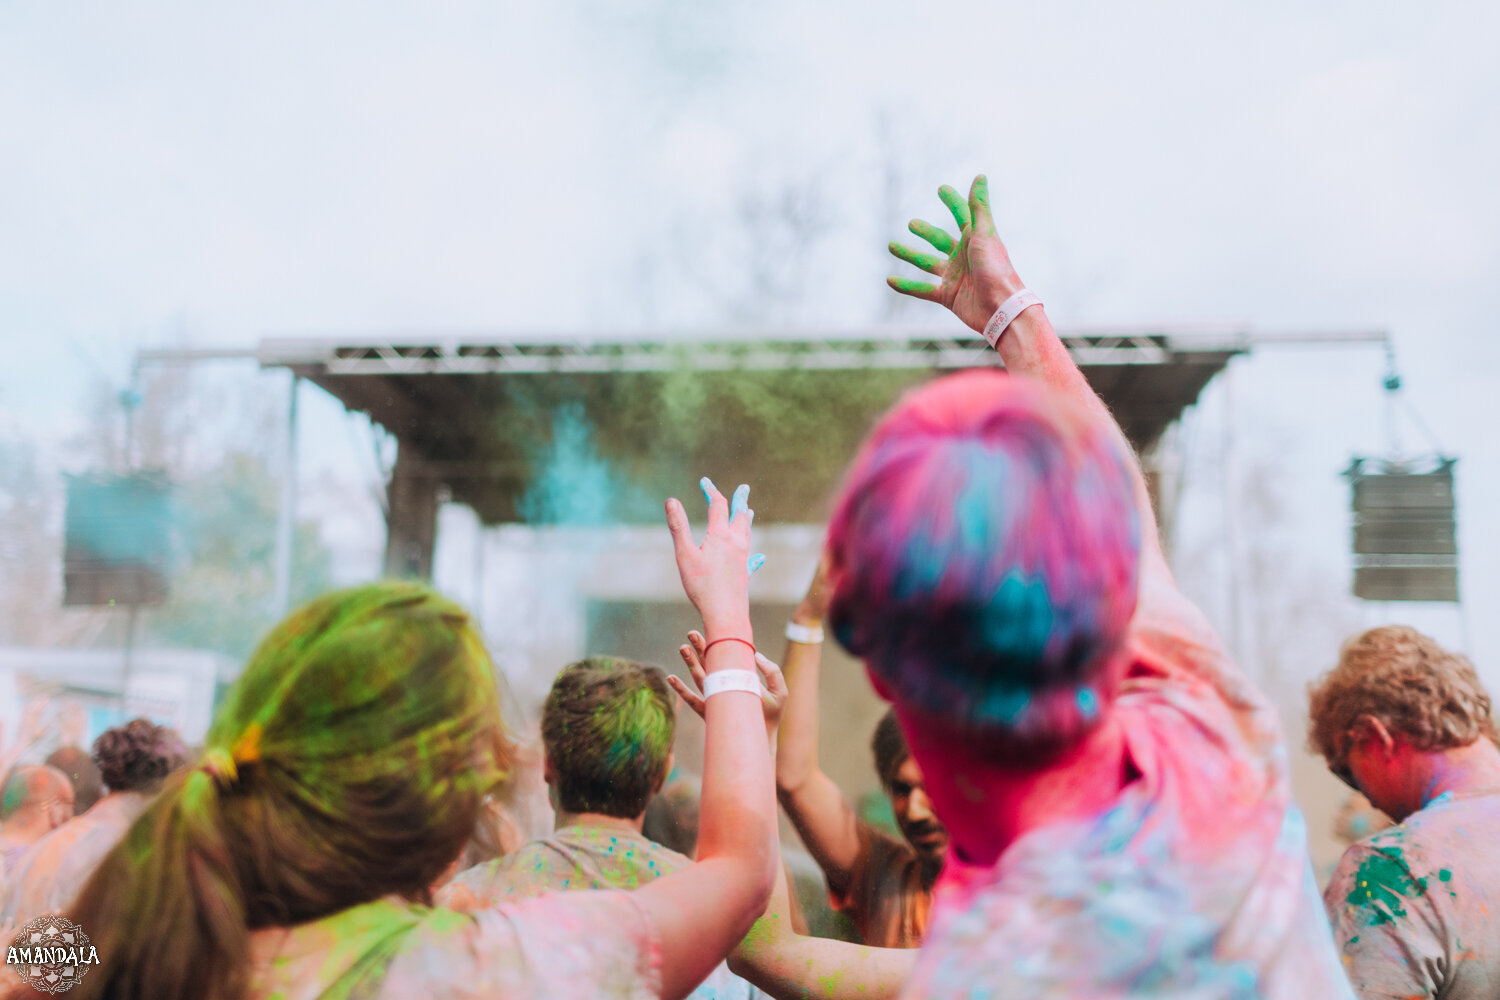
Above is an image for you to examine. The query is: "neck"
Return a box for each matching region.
[555,810,644,835]
[904,711,1132,868]
[1416,739,1500,810]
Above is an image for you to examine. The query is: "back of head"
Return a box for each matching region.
[827,370,1140,752]
[92,718,190,795]
[62,581,513,1000]
[541,656,676,819]
[1,765,72,822]
[44,746,104,815]
[1308,625,1495,765]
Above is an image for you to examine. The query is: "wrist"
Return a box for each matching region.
[791,606,824,628]
[978,271,1027,318]
[702,617,754,647]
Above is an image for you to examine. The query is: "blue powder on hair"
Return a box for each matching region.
[978,685,1031,725]
[979,571,1055,664]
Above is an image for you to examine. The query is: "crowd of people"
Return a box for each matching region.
[0,175,1490,998]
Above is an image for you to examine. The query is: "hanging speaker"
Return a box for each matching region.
[63,471,172,607]
[1345,457,1458,602]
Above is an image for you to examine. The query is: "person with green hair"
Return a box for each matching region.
[441,654,772,999]
[33,477,778,1000]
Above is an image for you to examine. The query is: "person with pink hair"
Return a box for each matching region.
[814,175,1354,996]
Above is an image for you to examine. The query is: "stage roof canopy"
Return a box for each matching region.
[257,328,1251,527]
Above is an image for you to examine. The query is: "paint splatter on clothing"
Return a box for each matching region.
[439,824,759,1000]
[898,571,1352,998]
[830,819,931,948]
[1326,788,1500,998]
[245,891,660,1000]
[0,792,148,924]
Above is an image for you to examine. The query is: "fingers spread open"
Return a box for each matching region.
[665,498,694,558]
[908,218,956,255]
[754,652,787,698]
[700,476,729,530]
[667,674,706,719]
[938,184,972,232]
[888,241,945,275]
[730,483,750,523]
[887,275,941,301]
[969,174,996,236]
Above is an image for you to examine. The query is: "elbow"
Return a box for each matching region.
[775,768,808,801]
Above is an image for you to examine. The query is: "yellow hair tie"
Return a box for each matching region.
[232,723,263,764]
[200,747,239,789]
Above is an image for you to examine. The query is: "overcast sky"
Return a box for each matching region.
[2,1,1496,681]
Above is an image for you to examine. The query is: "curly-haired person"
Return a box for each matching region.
[1311,625,1500,999]
[0,718,189,923]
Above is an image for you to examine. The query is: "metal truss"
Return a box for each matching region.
[254,328,1300,377]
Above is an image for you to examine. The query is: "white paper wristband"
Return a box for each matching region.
[784,621,825,644]
[981,288,1043,348]
[703,669,764,699]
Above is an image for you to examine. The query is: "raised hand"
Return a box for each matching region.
[887,175,1026,333]
[671,630,789,745]
[794,552,833,625]
[665,478,756,641]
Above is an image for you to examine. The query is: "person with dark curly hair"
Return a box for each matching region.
[0,718,189,923]
[1311,625,1500,999]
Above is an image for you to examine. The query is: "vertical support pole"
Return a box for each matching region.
[383,440,438,579]
[121,603,139,712]
[272,373,300,617]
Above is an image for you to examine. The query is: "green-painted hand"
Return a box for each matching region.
[887,175,1026,334]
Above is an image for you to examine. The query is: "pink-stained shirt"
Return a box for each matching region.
[245,891,660,1000]
[898,571,1355,998]
[1325,788,1500,999]
[0,792,149,924]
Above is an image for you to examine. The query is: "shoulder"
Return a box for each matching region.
[405,891,661,998]
[440,849,534,908]
[1326,829,1441,928]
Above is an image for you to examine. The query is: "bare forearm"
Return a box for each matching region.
[995,307,1163,561]
[732,892,913,1000]
[698,644,778,893]
[775,635,824,794]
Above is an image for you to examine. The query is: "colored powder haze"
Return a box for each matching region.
[1,2,1497,871]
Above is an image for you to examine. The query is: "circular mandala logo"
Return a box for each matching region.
[6,915,98,994]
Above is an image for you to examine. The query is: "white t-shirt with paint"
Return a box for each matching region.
[1327,787,1500,999]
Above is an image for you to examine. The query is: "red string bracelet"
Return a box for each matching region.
[703,636,756,658]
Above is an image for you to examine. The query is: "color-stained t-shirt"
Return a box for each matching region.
[832,820,931,948]
[0,792,148,924]
[246,891,660,1000]
[441,825,688,905]
[440,824,758,1000]
[1325,788,1500,999]
[898,570,1354,999]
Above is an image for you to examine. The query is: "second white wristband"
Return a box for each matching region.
[981,288,1043,348]
[703,669,764,699]
[785,621,825,644]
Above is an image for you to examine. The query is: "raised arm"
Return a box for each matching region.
[888,177,1223,656]
[634,479,779,1000]
[772,559,864,895]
